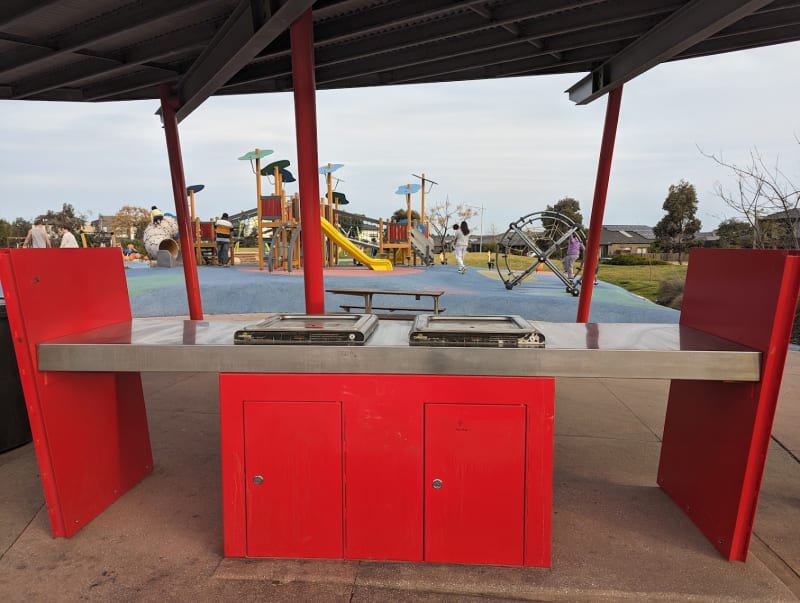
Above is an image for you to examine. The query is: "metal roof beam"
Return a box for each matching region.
[567,0,774,104]
[175,0,315,122]
[0,0,219,79]
[227,0,673,90]
[0,0,60,29]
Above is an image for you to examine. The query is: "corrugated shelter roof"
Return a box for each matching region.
[2,1,800,120]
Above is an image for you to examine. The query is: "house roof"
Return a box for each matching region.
[599,226,652,245]
[762,208,800,220]
[603,224,656,239]
[2,1,799,121]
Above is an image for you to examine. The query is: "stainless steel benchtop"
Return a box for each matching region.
[37,317,761,381]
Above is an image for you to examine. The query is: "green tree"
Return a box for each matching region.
[653,180,702,264]
[715,218,752,248]
[546,197,583,227]
[11,218,32,239]
[391,208,421,222]
[338,212,365,238]
[38,203,86,233]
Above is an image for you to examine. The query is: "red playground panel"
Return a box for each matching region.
[220,374,555,567]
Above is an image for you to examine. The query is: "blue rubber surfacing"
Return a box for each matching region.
[125,264,679,324]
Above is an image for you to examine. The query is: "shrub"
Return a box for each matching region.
[605,254,669,266]
[657,278,684,310]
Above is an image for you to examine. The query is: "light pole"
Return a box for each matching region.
[468,204,484,252]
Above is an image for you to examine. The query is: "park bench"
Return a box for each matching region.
[326,287,445,319]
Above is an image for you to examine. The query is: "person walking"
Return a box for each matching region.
[214,212,234,266]
[453,221,470,275]
[59,226,79,248]
[563,233,584,280]
[23,220,51,248]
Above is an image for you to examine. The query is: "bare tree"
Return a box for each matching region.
[425,196,476,253]
[701,142,800,249]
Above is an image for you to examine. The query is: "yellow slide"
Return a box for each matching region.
[320,217,393,271]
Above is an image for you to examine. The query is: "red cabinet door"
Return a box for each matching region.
[244,401,343,558]
[424,403,526,565]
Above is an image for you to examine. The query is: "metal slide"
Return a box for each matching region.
[320,217,393,271]
[409,226,435,265]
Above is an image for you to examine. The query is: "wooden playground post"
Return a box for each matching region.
[406,186,412,265]
[256,152,264,271]
[238,148,274,271]
[420,172,426,234]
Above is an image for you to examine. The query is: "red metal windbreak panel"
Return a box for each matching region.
[244,401,343,558]
[525,377,555,567]
[220,374,247,557]
[424,403,526,566]
[0,249,152,537]
[659,249,800,560]
[343,376,424,561]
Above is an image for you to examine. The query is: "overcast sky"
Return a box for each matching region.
[1,40,798,235]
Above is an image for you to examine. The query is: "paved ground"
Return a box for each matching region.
[1,263,798,601]
[125,263,680,323]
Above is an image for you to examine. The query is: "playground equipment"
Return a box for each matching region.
[187,184,212,263]
[238,148,275,271]
[320,163,345,267]
[495,211,586,295]
[142,214,180,266]
[261,158,301,272]
[317,163,394,270]
[378,183,434,266]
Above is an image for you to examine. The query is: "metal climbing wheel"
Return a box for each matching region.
[494,211,586,295]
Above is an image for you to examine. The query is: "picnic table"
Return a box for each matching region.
[326,287,445,318]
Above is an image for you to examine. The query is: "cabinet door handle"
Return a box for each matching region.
[432,478,443,489]
[252,475,264,485]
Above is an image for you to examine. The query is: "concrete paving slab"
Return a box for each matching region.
[774,353,800,457]
[555,378,660,442]
[0,445,42,556]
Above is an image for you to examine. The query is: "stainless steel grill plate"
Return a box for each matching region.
[234,313,379,345]
[409,315,545,348]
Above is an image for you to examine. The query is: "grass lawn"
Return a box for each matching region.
[457,251,688,303]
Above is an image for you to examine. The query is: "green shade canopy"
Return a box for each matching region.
[238,149,274,160]
[261,159,291,175]
[331,191,349,205]
[186,184,205,195]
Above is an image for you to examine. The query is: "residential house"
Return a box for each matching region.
[598,225,653,256]
[760,208,800,247]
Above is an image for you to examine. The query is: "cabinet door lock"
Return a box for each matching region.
[252,475,264,485]
[432,478,443,489]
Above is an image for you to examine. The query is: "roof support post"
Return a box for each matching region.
[159,83,204,320]
[576,85,623,323]
[291,8,325,314]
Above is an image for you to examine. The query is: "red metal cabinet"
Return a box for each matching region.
[243,401,343,558]
[343,392,424,561]
[424,404,526,565]
[220,374,554,566]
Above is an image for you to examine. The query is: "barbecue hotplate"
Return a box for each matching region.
[234,314,379,345]
[409,315,545,348]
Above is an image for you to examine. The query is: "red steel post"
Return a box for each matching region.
[291,9,325,313]
[577,85,623,323]
[159,84,203,319]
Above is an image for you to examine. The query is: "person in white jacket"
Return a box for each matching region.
[453,221,470,274]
